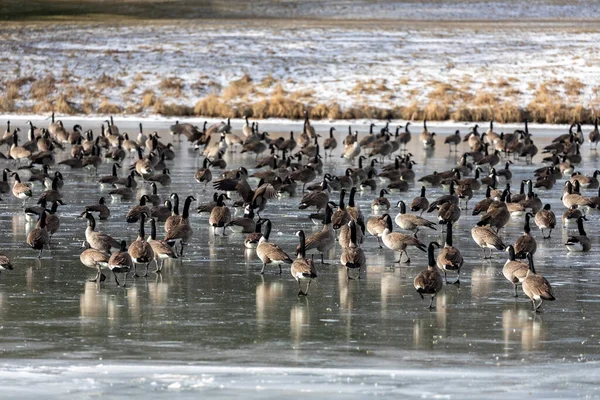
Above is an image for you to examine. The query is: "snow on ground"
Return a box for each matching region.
[0,19,599,116]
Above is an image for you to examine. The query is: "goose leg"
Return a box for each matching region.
[297,280,305,296]
[279,264,282,275]
[90,266,101,282]
[428,294,436,309]
[144,263,149,277]
[513,284,518,297]
[304,280,312,296]
[321,253,329,265]
[444,270,448,284]
[454,270,460,285]
[113,271,121,286]
[376,236,382,249]
[133,263,139,277]
[38,248,43,259]
[122,271,128,287]
[260,263,266,274]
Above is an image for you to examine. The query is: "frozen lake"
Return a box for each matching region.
[0,118,599,398]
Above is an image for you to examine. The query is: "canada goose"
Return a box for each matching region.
[509,180,527,203]
[98,163,121,188]
[27,165,50,186]
[85,197,110,220]
[298,184,329,211]
[109,175,134,201]
[534,203,556,239]
[80,244,109,283]
[113,171,138,190]
[82,145,102,175]
[132,148,153,177]
[0,168,11,193]
[471,225,505,259]
[397,122,412,152]
[298,204,335,264]
[472,186,493,216]
[37,173,62,204]
[476,144,500,169]
[11,172,32,206]
[562,181,596,212]
[165,193,182,232]
[81,212,120,253]
[209,193,232,236]
[148,168,171,186]
[226,204,256,233]
[387,179,409,193]
[514,213,537,258]
[195,158,213,189]
[395,200,436,232]
[335,168,354,190]
[126,195,151,223]
[241,132,269,159]
[241,116,253,138]
[244,218,265,249]
[437,222,463,284]
[24,198,47,223]
[108,240,133,287]
[0,252,13,275]
[589,117,599,149]
[371,189,391,211]
[256,219,293,274]
[366,214,387,249]
[418,171,442,187]
[340,220,366,280]
[426,181,458,212]
[146,182,161,207]
[522,253,555,312]
[381,214,426,263]
[444,130,461,152]
[565,216,591,252]
[519,137,538,164]
[410,186,429,216]
[165,195,195,253]
[196,192,218,214]
[151,199,172,222]
[9,130,31,163]
[455,182,473,210]
[127,214,155,277]
[502,245,529,297]
[477,189,510,233]
[291,230,317,296]
[360,170,377,192]
[458,168,481,191]
[570,170,599,190]
[341,137,361,163]
[562,205,582,228]
[414,242,443,309]
[322,127,337,157]
[44,200,63,242]
[27,211,50,258]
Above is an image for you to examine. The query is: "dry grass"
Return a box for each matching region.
[158,77,184,96]
[55,94,77,114]
[96,73,124,89]
[194,94,235,118]
[31,74,57,100]
[259,74,277,88]
[141,89,156,108]
[222,73,255,101]
[564,77,585,97]
[0,96,15,112]
[5,83,20,100]
[97,99,123,114]
[472,92,498,107]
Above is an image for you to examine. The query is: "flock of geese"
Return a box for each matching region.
[0,113,599,312]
